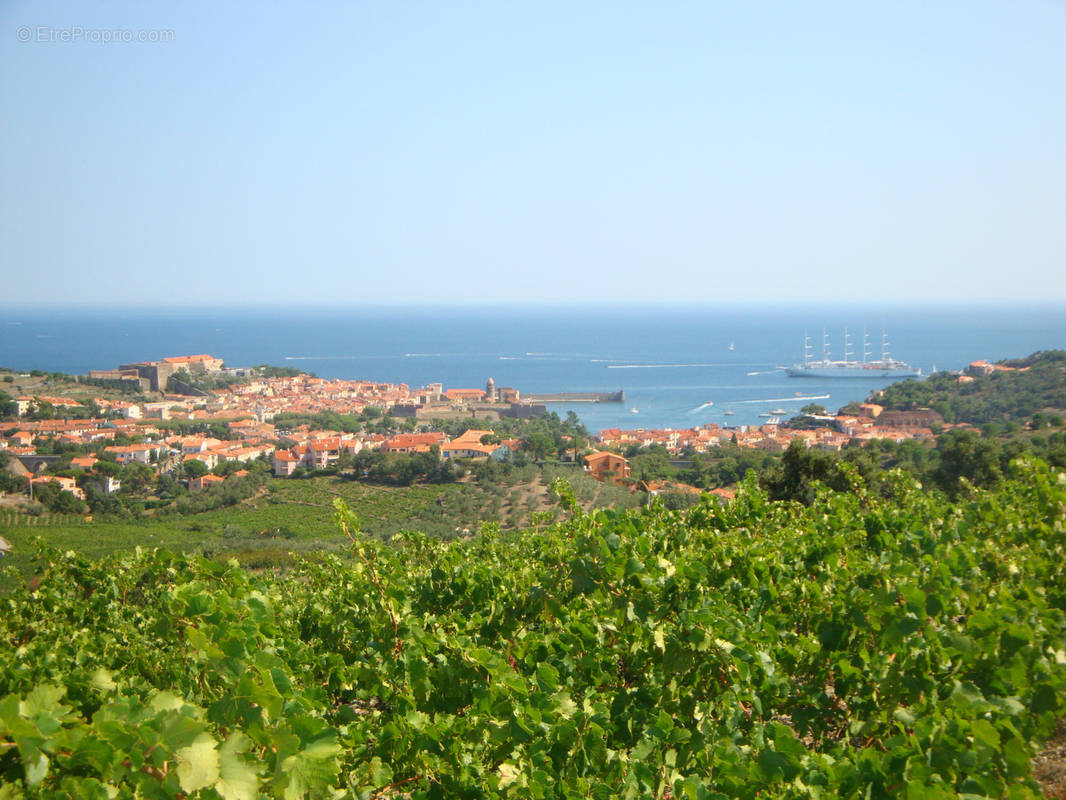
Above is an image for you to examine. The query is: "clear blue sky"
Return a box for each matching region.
[3,1,1064,306]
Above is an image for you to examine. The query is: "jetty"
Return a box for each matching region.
[525,390,625,404]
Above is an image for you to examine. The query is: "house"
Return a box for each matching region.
[708,488,735,504]
[104,444,163,465]
[583,451,631,486]
[876,409,943,429]
[440,430,510,461]
[178,436,223,455]
[87,475,122,495]
[644,479,702,496]
[29,475,85,500]
[857,403,884,418]
[305,437,347,469]
[184,452,218,470]
[381,432,447,454]
[273,449,300,477]
[189,474,226,492]
[10,431,35,448]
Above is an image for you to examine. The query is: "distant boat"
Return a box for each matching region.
[788,327,920,378]
[729,341,735,351]
[770,408,787,415]
[723,409,735,416]
[630,408,639,414]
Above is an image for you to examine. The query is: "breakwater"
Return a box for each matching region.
[526,390,625,403]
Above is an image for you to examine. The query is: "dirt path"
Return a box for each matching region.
[1034,719,1066,798]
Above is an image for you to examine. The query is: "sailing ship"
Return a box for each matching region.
[786,327,921,378]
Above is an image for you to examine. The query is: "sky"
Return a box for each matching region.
[2,1,1065,307]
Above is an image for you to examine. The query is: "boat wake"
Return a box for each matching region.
[737,394,830,404]
[688,401,715,414]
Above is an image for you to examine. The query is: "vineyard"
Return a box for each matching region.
[0,468,638,583]
[1,460,1065,797]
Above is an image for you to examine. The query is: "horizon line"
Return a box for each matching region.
[5,299,1066,313]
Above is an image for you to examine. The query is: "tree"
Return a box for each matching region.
[761,439,853,505]
[95,460,121,478]
[184,460,208,480]
[120,462,155,495]
[801,403,827,416]
[931,430,1002,496]
[524,432,555,463]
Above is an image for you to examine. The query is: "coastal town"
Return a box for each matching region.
[0,352,988,514]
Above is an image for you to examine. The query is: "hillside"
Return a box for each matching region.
[0,467,639,583]
[873,350,1066,425]
[1,462,1064,797]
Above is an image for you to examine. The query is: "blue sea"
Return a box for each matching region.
[3,305,1064,431]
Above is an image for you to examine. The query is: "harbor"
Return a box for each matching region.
[525,390,625,404]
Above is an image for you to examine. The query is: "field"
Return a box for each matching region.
[0,466,640,580]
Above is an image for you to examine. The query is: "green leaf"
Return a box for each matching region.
[275,735,341,800]
[216,732,258,800]
[24,752,48,788]
[150,692,186,713]
[536,663,560,692]
[18,685,67,720]
[554,691,578,719]
[90,668,117,692]
[498,761,520,789]
[176,732,220,793]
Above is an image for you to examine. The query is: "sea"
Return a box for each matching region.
[3,305,1064,432]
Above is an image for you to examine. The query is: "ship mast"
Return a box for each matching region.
[881,328,890,363]
[843,327,853,364]
[863,327,871,364]
[822,328,831,362]
[803,329,811,367]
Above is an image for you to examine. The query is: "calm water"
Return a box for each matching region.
[3,305,1063,431]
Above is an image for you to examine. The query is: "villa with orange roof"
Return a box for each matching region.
[189,473,227,491]
[583,451,631,486]
[440,430,510,460]
[29,475,85,501]
[381,432,447,454]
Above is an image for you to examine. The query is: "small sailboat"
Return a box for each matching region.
[729,341,735,351]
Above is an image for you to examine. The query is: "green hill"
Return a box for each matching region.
[873,350,1066,425]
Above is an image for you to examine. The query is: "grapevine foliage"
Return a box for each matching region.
[1,461,1065,798]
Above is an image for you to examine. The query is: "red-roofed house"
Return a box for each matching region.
[273,449,300,477]
[440,430,510,461]
[583,451,631,486]
[189,473,226,492]
[29,475,85,500]
[382,432,447,454]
